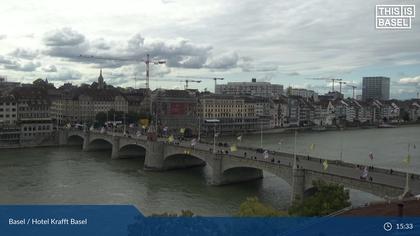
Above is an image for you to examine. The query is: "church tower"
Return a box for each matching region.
[98,69,104,89]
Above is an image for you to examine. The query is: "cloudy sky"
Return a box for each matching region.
[0,0,419,99]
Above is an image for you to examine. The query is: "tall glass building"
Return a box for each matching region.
[362,76,390,101]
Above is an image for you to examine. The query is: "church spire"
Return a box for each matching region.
[98,68,104,89]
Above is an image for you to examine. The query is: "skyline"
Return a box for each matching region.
[1,0,420,99]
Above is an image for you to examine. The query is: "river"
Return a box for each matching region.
[0,126,419,216]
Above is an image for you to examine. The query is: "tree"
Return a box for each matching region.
[236,197,287,217]
[95,112,107,125]
[288,180,350,216]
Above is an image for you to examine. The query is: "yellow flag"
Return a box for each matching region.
[180,128,185,134]
[168,135,174,142]
[323,160,328,170]
[230,145,237,152]
[403,154,411,165]
[310,144,315,151]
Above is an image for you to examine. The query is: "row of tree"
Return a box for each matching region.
[152,180,351,217]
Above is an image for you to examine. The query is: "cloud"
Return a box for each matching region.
[398,76,420,86]
[0,34,6,40]
[0,55,41,72]
[9,48,39,59]
[4,61,41,72]
[43,27,85,46]
[42,29,242,71]
[46,68,82,82]
[42,64,57,72]
[205,52,239,69]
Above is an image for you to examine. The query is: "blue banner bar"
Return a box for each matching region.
[1,205,419,236]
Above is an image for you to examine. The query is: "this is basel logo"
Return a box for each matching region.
[376,5,416,29]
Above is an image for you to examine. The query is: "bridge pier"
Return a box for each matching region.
[82,132,90,151]
[291,168,306,202]
[111,137,120,159]
[58,130,68,146]
[144,141,165,171]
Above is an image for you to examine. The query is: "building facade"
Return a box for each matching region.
[215,78,283,98]
[362,76,390,101]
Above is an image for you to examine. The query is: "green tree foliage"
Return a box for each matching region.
[95,112,107,126]
[151,210,195,217]
[288,180,351,216]
[236,197,287,217]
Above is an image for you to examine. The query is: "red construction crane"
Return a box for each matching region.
[79,53,166,141]
[79,54,166,90]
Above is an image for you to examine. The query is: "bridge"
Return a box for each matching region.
[59,130,420,202]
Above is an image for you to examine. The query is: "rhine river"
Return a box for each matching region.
[0,125,419,216]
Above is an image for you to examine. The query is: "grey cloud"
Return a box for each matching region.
[4,61,41,72]
[44,31,231,71]
[0,55,41,72]
[205,52,239,69]
[47,68,82,82]
[43,27,85,46]
[0,55,13,64]
[9,48,39,59]
[0,34,6,40]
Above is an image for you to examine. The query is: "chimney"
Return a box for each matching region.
[397,203,404,217]
[252,78,256,83]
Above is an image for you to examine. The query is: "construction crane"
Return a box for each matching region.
[177,76,224,92]
[306,77,342,92]
[136,78,201,90]
[347,85,357,99]
[79,53,166,141]
[338,81,347,94]
[79,54,166,90]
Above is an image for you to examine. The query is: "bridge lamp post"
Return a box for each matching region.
[205,119,219,154]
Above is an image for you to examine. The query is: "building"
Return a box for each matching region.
[0,76,21,95]
[153,89,198,136]
[51,88,128,125]
[123,89,150,115]
[12,87,53,142]
[198,94,263,134]
[0,95,17,125]
[288,88,319,101]
[215,78,283,98]
[362,76,390,101]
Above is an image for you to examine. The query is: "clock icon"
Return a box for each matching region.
[383,222,393,232]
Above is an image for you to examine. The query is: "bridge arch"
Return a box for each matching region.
[163,153,207,170]
[118,143,147,159]
[67,134,84,146]
[86,138,113,151]
[221,159,294,187]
